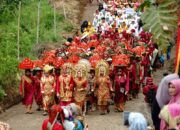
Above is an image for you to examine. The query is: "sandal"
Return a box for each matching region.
[25,111,29,114]
[100,112,105,115]
[36,108,41,111]
[43,111,48,116]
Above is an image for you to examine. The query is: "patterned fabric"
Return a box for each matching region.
[0,122,11,130]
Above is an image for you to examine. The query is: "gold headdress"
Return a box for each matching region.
[95,60,109,77]
[78,59,91,73]
[73,63,88,78]
[62,63,73,75]
[43,65,54,73]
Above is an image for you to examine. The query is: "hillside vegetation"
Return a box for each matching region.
[0,0,74,102]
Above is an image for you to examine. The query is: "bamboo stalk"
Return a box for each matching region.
[17,1,21,60]
[62,0,67,19]
[36,0,41,44]
[54,4,57,38]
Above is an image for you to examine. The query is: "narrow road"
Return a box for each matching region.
[82,1,98,23]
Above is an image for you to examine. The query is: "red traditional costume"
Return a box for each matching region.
[141,52,151,78]
[129,62,135,97]
[143,77,157,103]
[34,73,43,107]
[34,67,43,110]
[114,69,128,112]
[41,65,56,111]
[95,60,113,115]
[19,58,35,113]
[131,58,141,98]
[74,77,87,108]
[42,105,64,130]
[19,75,34,106]
[73,64,88,112]
[56,63,74,106]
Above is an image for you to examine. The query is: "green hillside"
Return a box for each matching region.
[0,0,74,101]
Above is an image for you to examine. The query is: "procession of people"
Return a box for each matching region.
[17,0,180,130]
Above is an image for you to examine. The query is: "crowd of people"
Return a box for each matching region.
[16,0,180,130]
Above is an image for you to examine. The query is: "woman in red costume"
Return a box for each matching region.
[131,56,141,98]
[128,56,135,100]
[19,69,34,114]
[56,63,74,106]
[114,67,128,112]
[73,64,88,113]
[33,67,43,111]
[41,65,56,116]
[141,51,151,78]
[95,60,113,115]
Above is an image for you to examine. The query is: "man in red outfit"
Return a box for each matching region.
[42,105,64,130]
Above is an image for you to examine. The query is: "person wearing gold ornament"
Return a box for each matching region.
[56,63,74,106]
[95,60,113,115]
[41,65,56,116]
[118,22,128,33]
[73,64,88,113]
[82,22,96,37]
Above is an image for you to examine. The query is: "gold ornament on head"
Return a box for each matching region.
[95,60,109,77]
[78,59,91,73]
[62,63,73,75]
[73,63,88,78]
[43,65,54,73]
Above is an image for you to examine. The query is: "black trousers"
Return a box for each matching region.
[151,98,160,130]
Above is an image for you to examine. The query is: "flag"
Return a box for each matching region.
[175,14,180,73]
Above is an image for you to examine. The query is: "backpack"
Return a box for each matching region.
[146,88,156,104]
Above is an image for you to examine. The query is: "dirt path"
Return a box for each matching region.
[81,1,98,23]
[0,1,174,130]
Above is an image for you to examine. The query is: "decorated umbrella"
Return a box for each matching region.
[132,46,145,56]
[43,50,56,58]
[43,56,55,65]
[67,46,80,54]
[87,40,99,48]
[112,54,130,66]
[53,57,65,68]
[66,55,81,64]
[33,60,44,68]
[79,43,88,50]
[19,58,34,69]
[89,54,102,68]
[94,45,107,56]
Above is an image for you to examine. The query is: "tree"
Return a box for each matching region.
[141,0,180,48]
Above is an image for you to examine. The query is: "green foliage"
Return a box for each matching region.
[141,0,179,48]
[0,86,5,101]
[138,0,152,11]
[0,0,74,98]
[63,22,74,32]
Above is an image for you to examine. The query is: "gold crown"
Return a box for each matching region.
[95,60,109,77]
[73,63,88,78]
